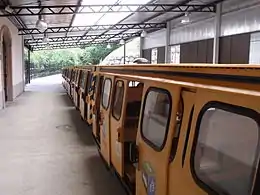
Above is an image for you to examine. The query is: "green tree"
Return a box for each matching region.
[29,45,118,78]
[78,44,119,65]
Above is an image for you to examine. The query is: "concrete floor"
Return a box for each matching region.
[0,74,126,195]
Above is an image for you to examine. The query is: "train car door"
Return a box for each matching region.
[73,70,79,106]
[99,75,114,166]
[110,79,127,176]
[93,74,104,145]
[84,71,93,124]
[180,88,260,195]
[86,73,97,124]
[168,90,198,195]
[80,71,89,120]
[134,81,181,195]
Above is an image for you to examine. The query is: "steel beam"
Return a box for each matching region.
[18,23,166,35]
[24,32,141,44]
[31,32,140,50]
[0,4,216,17]
[165,21,171,63]
[32,41,115,51]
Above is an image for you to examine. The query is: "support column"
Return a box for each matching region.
[123,42,126,64]
[28,49,31,84]
[165,21,171,63]
[213,3,222,64]
[140,37,144,58]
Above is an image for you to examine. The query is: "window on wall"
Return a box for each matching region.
[151,48,158,64]
[141,88,171,150]
[112,81,125,120]
[249,32,260,64]
[102,79,112,109]
[194,105,260,195]
[171,45,180,64]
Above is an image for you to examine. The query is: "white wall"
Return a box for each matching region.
[143,29,166,50]
[143,0,260,48]
[0,17,24,107]
[101,37,141,65]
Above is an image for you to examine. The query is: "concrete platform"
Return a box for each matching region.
[0,74,126,195]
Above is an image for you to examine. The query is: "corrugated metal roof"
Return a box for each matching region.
[0,0,223,50]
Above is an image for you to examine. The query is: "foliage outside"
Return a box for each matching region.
[25,45,118,78]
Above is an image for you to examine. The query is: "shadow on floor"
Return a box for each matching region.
[83,155,126,195]
[58,91,95,147]
[58,91,126,195]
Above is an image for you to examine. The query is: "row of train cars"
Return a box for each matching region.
[62,64,260,195]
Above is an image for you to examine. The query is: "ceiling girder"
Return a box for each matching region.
[32,44,101,51]
[0,4,216,17]
[25,32,141,44]
[18,23,166,35]
[32,40,116,51]
[30,32,140,50]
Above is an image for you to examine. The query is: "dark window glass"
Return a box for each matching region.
[141,89,171,149]
[112,81,124,120]
[194,107,259,195]
[102,79,112,109]
[80,72,86,89]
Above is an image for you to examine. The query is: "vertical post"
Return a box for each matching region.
[140,37,144,58]
[165,21,171,63]
[213,3,222,64]
[123,42,126,64]
[22,38,25,88]
[28,49,31,84]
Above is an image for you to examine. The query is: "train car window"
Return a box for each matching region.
[87,73,93,92]
[89,75,97,93]
[80,72,86,89]
[112,80,124,120]
[141,88,171,150]
[90,75,97,100]
[70,70,74,81]
[72,70,76,82]
[74,70,79,83]
[102,78,112,110]
[77,70,81,83]
[193,103,260,195]
[76,70,79,82]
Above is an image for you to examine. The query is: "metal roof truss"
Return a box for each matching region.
[18,23,166,35]
[0,4,216,17]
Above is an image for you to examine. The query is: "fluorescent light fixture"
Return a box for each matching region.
[106,44,111,49]
[46,43,52,50]
[36,18,48,31]
[119,39,125,45]
[181,12,190,24]
[5,5,13,13]
[140,30,147,38]
[42,34,49,43]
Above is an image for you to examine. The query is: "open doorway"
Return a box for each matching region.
[1,26,13,103]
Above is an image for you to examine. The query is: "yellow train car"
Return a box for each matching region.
[63,67,71,93]
[62,64,260,195]
[77,66,96,124]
